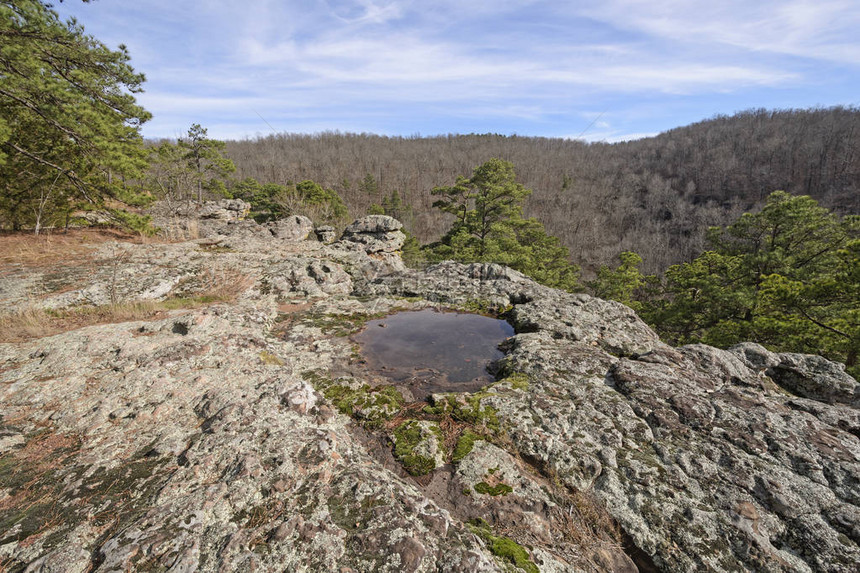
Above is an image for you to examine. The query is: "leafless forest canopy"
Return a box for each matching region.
[223,107,860,274]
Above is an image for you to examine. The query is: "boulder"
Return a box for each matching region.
[315,225,337,244]
[197,199,250,221]
[769,352,860,406]
[267,215,314,241]
[340,215,405,253]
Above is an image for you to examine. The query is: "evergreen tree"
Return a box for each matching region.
[0,0,151,232]
[229,177,348,225]
[359,173,378,197]
[588,251,652,311]
[429,159,579,290]
[178,124,235,203]
[647,191,860,376]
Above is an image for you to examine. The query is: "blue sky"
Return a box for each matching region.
[54,0,860,142]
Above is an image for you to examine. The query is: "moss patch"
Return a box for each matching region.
[392,420,439,476]
[305,311,385,337]
[490,537,540,573]
[504,372,530,390]
[468,519,539,573]
[259,350,284,365]
[474,482,513,496]
[426,393,501,434]
[302,370,404,425]
[460,299,513,317]
[452,430,481,462]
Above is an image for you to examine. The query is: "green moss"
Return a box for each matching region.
[467,519,539,573]
[306,311,385,337]
[301,369,333,388]
[452,430,480,462]
[459,396,501,433]
[460,299,513,317]
[322,383,404,427]
[397,296,424,303]
[504,372,530,390]
[302,370,404,426]
[474,482,513,496]
[430,393,501,434]
[392,421,437,476]
[490,537,539,573]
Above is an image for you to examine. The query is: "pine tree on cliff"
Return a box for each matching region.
[645,191,859,377]
[428,158,579,291]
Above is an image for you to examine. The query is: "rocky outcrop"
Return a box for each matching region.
[197,199,251,221]
[266,215,315,241]
[315,225,337,244]
[730,343,860,406]
[0,216,857,572]
[341,215,405,253]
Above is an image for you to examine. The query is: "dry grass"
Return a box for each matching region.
[0,301,165,343]
[534,465,625,571]
[0,266,254,343]
[0,229,153,268]
[194,266,255,301]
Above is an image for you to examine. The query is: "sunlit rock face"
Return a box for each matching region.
[0,211,857,572]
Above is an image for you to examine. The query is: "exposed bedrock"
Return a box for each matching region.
[0,212,857,572]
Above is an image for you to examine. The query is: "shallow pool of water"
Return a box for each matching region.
[353,308,514,398]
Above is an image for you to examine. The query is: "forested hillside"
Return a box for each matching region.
[225,107,860,274]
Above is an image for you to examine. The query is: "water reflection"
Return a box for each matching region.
[353,309,514,398]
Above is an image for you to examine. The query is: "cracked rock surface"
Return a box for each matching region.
[1,213,858,572]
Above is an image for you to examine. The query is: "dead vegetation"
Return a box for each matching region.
[0,229,151,268]
[0,264,255,343]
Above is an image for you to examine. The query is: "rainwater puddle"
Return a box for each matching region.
[353,308,514,398]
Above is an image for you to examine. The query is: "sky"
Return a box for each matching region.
[53,0,860,142]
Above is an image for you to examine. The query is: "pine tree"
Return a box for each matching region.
[0,0,151,232]
[429,159,579,290]
[178,124,236,203]
[647,191,860,376]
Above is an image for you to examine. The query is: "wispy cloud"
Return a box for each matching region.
[576,0,860,63]
[54,0,860,139]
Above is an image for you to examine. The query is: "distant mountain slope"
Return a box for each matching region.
[225,106,860,273]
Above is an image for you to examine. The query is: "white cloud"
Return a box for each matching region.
[53,0,860,139]
[576,0,860,63]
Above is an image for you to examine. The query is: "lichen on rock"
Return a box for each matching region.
[0,212,858,572]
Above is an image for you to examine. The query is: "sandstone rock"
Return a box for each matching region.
[340,215,405,253]
[197,199,251,221]
[344,215,403,234]
[315,225,337,243]
[769,352,860,406]
[267,215,314,241]
[1,216,858,573]
[729,341,781,370]
[731,342,860,406]
[263,258,353,297]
